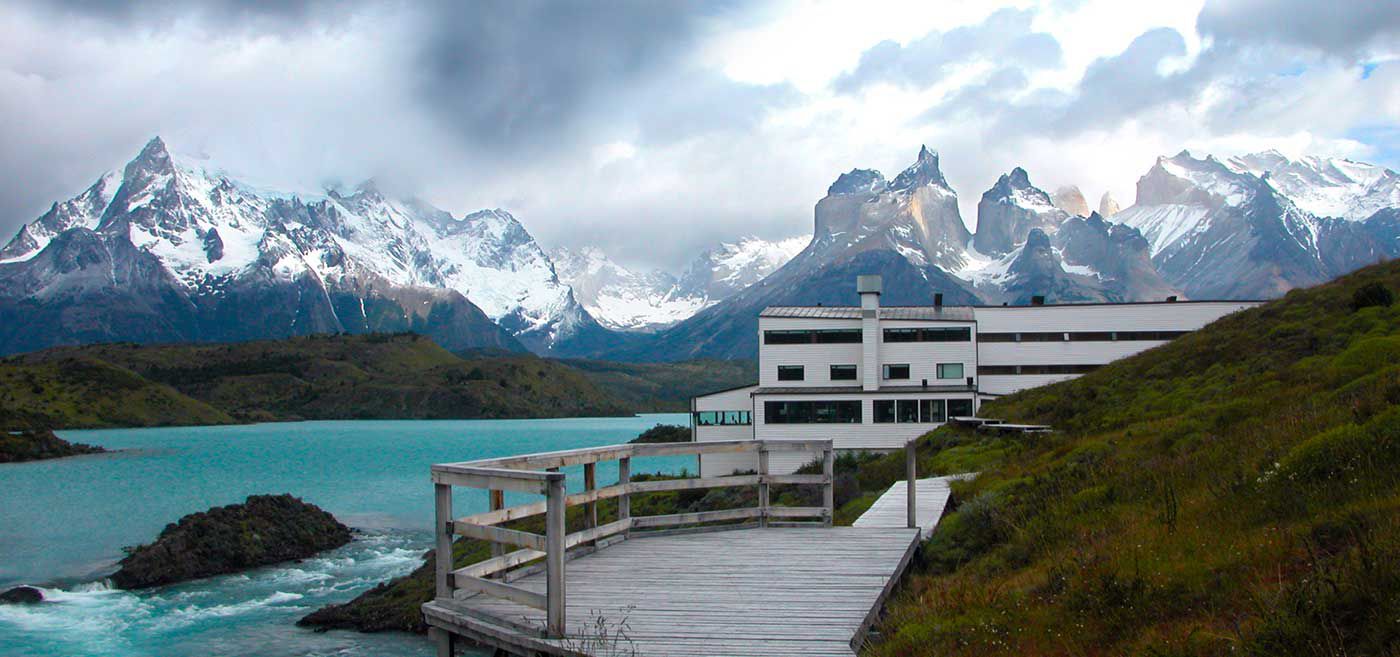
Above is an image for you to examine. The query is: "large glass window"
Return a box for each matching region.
[777,365,805,381]
[830,364,857,381]
[980,330,1191,343]
[694,411,752,426]
[763,329,862,344]
[764,400,861,424]
[919,399,946,423]
[936,363,964,380]
[873,400,896,423]
[884,327,971,342]
[883,364,910,380]
[896,399,919,423]
[948,399,974,417]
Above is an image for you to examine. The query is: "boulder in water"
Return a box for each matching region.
[111,494,352,589]
[0,586,43,604]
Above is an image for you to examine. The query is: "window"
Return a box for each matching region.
[947,399,974,417]
[978,365,1019,376]
[763,329,862,344]
[936,363,964,380]
[896,400,919,423]
[873,400,896,423]
[919,399,946,423]
[693,411,751,426]
[764,401,861,424]
[978,332,1017,342]
[977,364,1102,375]
[883,364,910,380]
[830,364,857,381]
[884,327,971,342]
[777,365,804,381]
[980,330,1192,343]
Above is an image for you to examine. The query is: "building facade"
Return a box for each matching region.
[692,275,1260,476]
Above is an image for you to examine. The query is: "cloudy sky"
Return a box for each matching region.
[2,0,1398,272]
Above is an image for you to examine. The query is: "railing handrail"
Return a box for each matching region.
[431,439,836,638]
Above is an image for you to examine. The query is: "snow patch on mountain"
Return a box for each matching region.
[1226,150,1400,221]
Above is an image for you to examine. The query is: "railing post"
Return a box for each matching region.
[434,483,454,600]
[906,440,917,530]
[488,489,504,577]
[758,443,770,528]
[618,456,631,535]
[822,445,835,527]
[583,462,597,544]
[545,474,567,637]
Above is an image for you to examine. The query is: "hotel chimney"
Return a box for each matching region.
[857,275,882,391]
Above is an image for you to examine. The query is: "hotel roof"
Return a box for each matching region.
[759,305,976,321]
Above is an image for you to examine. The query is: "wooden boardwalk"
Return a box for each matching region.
[852,475,972,538]
[424,526,919,657]
[423,439,929,657]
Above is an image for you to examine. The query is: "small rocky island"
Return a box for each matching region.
[112,494,352,589]
[0,428,105,463]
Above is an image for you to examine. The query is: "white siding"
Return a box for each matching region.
[879,320,977,387]
[974,301,1257,332]
[979,374,1078,396]
[758,318,864,387]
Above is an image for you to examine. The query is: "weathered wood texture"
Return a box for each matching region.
[852,474,974,538]
[423,526,919,657]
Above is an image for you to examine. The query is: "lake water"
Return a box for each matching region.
[0,415,691,657]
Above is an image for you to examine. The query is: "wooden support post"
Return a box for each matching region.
[822,447,835,527]
[545,475,567,637]
[434,483,454,600]
[431,626,453,657]
[583,462,597,537]
[905,440,917,530]
[618,457,631,535]
[758,445,770,528]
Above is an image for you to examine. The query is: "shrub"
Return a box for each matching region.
[1351,281,1394,311]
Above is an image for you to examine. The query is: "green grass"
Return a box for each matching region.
[863,259,1400,657]
[556,357,755,412]
[0,333,635,429]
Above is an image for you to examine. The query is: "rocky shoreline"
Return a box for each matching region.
[0,428,105,463]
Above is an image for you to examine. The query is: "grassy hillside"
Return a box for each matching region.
[862,261,1400,656]
[557,358,755,411]
[1,334,633,428]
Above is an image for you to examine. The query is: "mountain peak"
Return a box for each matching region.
[126,136,174,176]
[1008,167,1031,187]
[827,168,887,196]
[890,144,948,191]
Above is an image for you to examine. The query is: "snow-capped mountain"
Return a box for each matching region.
[0,137,604,355]
[1115,150,1400,298]
[973,168,1070,255]
[1225,150,1400,221]
[552,236,806,332]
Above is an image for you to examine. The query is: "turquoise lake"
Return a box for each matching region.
[0,415,691,657]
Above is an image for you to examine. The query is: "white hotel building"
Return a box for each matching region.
[691,275,1260,475]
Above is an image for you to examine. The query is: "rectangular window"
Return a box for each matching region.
[936,363,964,380]
[947,399,974,418]
[883,364,910,380]
[763,329,862,344]
[829,364,857,381]
[919,399,946,423]
[764,401,861,424]
[977,332,1018,342]
[977,365,1019,376]
[777,365,805,381]
[884,327,971,342]
[873,400,896,423]
[896,399,919,423]
[693,411,751,426]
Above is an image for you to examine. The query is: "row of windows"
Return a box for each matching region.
[873,398,975,424]
[767,328,1190,345]
[977,364,1102,375]
[777,363,966,382]
[883,327,971,342]
[762,398,974,424]
[977,330,1190,343]
[763,329,862,344]
[764,400,862,424]
[693,410,752,426]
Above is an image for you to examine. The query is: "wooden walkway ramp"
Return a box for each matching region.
[423,439,930,657]
[852,475,972,538]
[424,526,918,657]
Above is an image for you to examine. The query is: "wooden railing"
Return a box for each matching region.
[431,439,835,636]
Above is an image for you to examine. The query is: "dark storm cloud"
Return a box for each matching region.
[1198,0,1400,61]
[833,8,1062,94]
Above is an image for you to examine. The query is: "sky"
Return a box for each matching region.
[2,0,1398,273]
